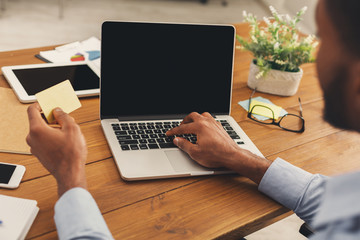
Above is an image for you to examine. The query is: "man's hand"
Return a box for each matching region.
[26,103,88,197]
[166,112,271,184]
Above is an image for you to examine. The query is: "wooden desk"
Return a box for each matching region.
[1,23,360,240]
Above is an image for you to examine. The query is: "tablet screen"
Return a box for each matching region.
[13,64,99,95]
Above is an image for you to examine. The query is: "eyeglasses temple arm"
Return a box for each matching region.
[298,97,303,117]
[248,88,256,112]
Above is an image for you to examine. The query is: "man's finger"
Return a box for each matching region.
[166,122,198,136]
[27,103,47,127]
[181,112,201,125]
[201,112,213,119]
[53,108,75,129]
[173,137,195,154]
[25,134,32,147]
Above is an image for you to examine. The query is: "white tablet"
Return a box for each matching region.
[2,62,100,103]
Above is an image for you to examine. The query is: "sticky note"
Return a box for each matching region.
[249,100,282,119]
[238,96,288,121]
[86,50,101,60]
[35,80,81,123]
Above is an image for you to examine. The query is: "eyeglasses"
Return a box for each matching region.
[247,89,305,133]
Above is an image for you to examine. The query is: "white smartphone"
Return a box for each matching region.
[0,162,26,189]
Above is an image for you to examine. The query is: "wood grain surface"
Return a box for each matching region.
[1,23,360,240]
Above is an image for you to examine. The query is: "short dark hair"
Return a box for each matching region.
[325,0,360,58]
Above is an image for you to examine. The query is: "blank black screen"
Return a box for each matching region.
[101,22,235,119]
[0,164,16,184]
[14,64,99,95]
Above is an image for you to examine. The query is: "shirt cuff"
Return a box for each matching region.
[258,158,313,210]
[54,187,113,240]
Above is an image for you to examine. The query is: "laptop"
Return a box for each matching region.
[100,21,264,181]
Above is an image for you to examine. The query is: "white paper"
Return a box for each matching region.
[0,195,39,240]
[39,37,101,71]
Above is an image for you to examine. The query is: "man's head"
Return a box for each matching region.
[316,0,360,131]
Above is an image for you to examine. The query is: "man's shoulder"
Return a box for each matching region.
[312,171,360,228]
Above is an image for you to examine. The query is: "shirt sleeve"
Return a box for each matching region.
[54,187,114,240]
[309,172,360,240]
[258,158,328,225]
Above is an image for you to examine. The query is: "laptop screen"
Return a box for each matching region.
[101,22,235,120]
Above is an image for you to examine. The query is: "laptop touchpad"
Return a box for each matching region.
[165,150,210,172]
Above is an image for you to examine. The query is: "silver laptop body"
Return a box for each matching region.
[100,21,263,181]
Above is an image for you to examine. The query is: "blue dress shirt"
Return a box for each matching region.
[54,188,114,240]
[259,158,360,239]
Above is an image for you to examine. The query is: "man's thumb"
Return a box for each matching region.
[53,108,70,126]
[174,137,193,153]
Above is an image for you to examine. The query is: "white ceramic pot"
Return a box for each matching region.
[247,61,303,96]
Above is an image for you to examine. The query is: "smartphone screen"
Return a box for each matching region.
[0,164,16,184]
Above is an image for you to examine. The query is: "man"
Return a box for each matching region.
[26,0,360,239]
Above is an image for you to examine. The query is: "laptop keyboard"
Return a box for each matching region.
[112,120,244,151]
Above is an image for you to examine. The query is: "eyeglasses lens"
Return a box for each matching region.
[279,114,304,131]
[250,105,274,124]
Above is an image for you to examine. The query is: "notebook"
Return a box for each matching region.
[0,195,39,240]
[100,21,264,181]
[0,87,30,154]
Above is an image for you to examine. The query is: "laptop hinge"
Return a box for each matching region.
[114,113,224,122]
[117,114,189,122]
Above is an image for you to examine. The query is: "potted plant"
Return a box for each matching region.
[237,6,317,96]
